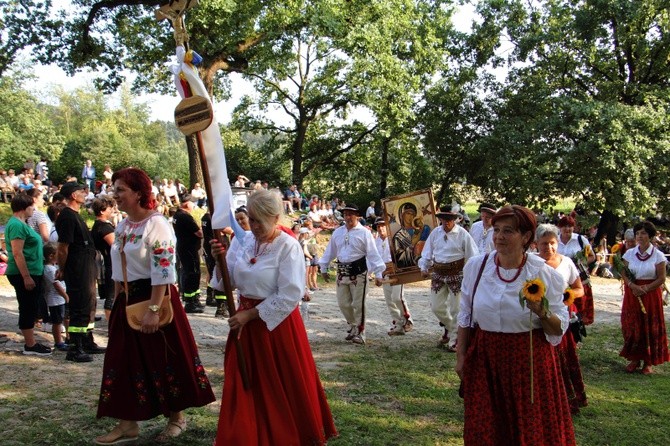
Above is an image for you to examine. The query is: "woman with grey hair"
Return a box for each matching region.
[210,189,337,445]
[536,223,588,413]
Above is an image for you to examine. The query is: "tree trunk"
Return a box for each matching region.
[185,134,204,189]
[379,137,390,200]
[594,209,619,247]
[292,120,308,187]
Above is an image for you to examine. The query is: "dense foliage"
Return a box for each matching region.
[1,0,669,218]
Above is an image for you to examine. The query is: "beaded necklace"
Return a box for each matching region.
[635,246,654,262]
[495,253,527,283]
[250,229,279,265]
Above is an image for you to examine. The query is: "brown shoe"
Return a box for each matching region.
[351,334,365,345]
[403,321,414,333]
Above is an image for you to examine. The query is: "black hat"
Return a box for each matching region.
[374,216,385,225]
[341,204,361,215]
[478,202,497,214]
[436,204,461,220]
[60,181,86,198]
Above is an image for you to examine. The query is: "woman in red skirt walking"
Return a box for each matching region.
[620,221,669,375]
[536,223,588,414]
[456,206,575,445]
[210,190,337,445]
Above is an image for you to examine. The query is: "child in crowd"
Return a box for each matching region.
[43,243,69,351]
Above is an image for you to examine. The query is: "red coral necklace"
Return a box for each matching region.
[495,253,527,283]
[636,246,654,262]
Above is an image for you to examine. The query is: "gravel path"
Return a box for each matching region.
[0,275,658,353]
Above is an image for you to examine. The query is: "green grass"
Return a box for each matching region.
[0,324,669,445]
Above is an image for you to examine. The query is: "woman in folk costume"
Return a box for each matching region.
[620,220,669,375]
[557,215,596,324]
[94,168,214,445]
[456,206,575,445]
[536,224,588,414]
[211,189,337,445]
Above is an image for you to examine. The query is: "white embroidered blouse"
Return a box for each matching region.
[622,245,667,280]
[110,213,176,285]
[458,251,569,346]
[213,231,305,331]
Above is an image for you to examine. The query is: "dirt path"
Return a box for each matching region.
[0,275,647,354]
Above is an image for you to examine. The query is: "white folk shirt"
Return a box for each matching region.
[469,220,494,254]
[418,224,479,273]
[458,252,569,346]
[623,245,667,280]
[375,236,393,264]
[319,223,386,279]
[111,213,177,285]
[557,233,590,259]
[552,254,579,287]
[212,231,304,331]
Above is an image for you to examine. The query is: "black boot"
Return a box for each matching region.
[205,287,217,307]
[65,333,93,363]
[215,300,229,318]
[193,293,205,309]
[184,297,204,314]
[83,331,106,354]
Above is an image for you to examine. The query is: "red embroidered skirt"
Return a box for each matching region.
[214,297,337,446]
[97,282,215,420]
[574,283,594,325]
[556,330,588,414]
[620,280,670,365]
[463,329,575,446]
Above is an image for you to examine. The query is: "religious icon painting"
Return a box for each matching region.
[381,189,437,284]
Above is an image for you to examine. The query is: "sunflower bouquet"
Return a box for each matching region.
[519,278,548,404]
[563,288,576,307]
[610,253,646,314]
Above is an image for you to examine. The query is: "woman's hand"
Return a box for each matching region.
[23,276,36,290]
[141,311,160,334]
[525,300,545,318]
[210,239,227,257]
[455,356,465,380]
[228,308,258,339]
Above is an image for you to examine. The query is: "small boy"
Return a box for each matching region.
[43,243,69,351]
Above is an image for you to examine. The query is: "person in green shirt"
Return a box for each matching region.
[5,193,50,356]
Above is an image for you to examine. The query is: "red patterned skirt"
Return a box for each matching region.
[574,283,594,325]
[97,281,215,420]
[214,296,337,446]
[556,330,588,414]
[620,280,670,365]
[463,329,575,446]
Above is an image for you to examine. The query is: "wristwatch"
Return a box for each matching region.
[540,309,552,321]
[148,304,160,313]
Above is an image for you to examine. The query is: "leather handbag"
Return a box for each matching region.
[120,237,173,331]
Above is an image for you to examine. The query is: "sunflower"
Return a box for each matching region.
[610,243,621,254]
[563,288,576,307]
[521,278,546,303]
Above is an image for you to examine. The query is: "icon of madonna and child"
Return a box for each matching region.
[382,190,437,271]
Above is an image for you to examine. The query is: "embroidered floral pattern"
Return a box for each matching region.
[152,240,175,278]
[99,369,117,403]
[165,365,181,398]
[133,372,149,405]
[194,356,210,389]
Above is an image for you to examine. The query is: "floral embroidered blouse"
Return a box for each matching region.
[110,212,176,285]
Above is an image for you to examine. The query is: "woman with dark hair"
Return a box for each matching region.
[536,223,588,413]
[620,220,669,375]
[5,193,50,355]
[557,215,596,325]
[210,189,337,445]
[94,168,214,445]
[91,196,117,321]
[456,205,575,445]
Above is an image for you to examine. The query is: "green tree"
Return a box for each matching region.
[0,72,64,170]
[0,0,61,76]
